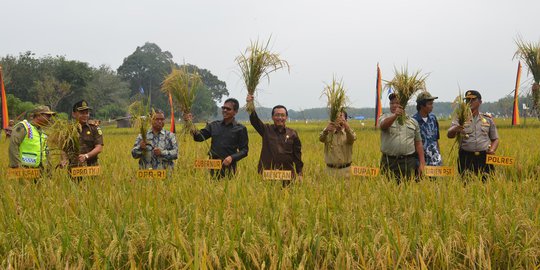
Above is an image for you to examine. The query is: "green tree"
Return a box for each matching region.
[32,75,71,111]
[84,65,130,110]
[117,42,174,110]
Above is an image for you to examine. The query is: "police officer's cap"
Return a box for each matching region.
[73,100,92,112]
[416,91,438,103]
[464,90,482,100]
[32,105,56,116]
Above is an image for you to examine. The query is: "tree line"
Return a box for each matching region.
[0,42,228,121]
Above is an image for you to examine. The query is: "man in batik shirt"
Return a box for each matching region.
[132,109,178,169]
[412,91,442,166]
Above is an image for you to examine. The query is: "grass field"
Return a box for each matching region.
[1,118,539,269]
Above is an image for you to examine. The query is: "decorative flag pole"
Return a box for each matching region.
[0,66,9,130]
[512,61,522,126]
[168,92,176,133]
[374,63,382,127]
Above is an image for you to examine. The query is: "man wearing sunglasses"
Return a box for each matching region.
[448,90,499,181]
[8,105,56,169]
[185,98,249,178]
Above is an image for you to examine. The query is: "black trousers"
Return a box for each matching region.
[380,154,419,184]
[458,150,494,181]
[210,163,237,179]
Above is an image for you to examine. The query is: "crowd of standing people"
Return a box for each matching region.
[6,90,499,184]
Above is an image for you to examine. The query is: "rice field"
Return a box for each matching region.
[1,118,539,269]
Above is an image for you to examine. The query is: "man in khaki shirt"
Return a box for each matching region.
[319,111,356,178]
[448,90,499,181]
[379,93,425,183]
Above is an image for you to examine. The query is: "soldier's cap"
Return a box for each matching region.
[416,91,438,103]
[464,90,482,100]
[73,100,92,112]
[31,105,56,116]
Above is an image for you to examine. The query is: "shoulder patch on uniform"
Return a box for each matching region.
[97,128,103,135]
[482,113,493,118]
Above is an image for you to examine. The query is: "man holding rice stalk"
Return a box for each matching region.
[69,100,103,167]
[319,77,356,178]
[247,94,304,184]
[132,109,178,170]
[412,91,442,166]
[447,90,499,180]
[379,67,427,183]
[184,98,249,178]
[8,105,56,169]
[319,110,356,178]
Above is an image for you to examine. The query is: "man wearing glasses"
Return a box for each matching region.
[132,109,178,169]
[246,94,304,185]
[8,105,56,169]
[447,90,499,180]
[185,98,249,178]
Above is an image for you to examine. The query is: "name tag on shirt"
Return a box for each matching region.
[424,166,455,176]
[7,168,41,179]
[350,166,380,176]
[70,166,102,177]
[137,169,167,179]
[486,155,515,166]
[194,159,222,169]
[263,170,292,180]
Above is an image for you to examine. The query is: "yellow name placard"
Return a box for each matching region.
[424,166,455,177]
[486,155,515,166]
[6,168,41,179]
[70,166,102,177]
[263,170,292,180]
[194,159,222,169]
[136,170,167,179]
[350,166,380,177]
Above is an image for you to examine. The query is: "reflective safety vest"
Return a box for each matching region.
[19,120,47,167]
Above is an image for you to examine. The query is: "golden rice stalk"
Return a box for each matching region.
[451,91,472,144]
[385,66,428,125]
[514,37,540,111]
[236,38,290,113]
[321,77,348,122]
[161,67,202,134]
[45,117,80,166]
[128,101,152,155]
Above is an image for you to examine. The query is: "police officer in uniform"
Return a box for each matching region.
[8,106,56,169]
[447,90,499,180]
[70,100,103,167]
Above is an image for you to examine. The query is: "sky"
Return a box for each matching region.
[2,0,539,110]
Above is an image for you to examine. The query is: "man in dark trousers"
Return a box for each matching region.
[447,90,499,181]
[185,98,249,179]
[246,94,303,185]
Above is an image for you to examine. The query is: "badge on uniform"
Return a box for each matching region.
[97,128,102,135]
[86,131,91,135]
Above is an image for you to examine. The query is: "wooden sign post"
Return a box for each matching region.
[350,166,380,177]
[423,166,455,177]
[263,170,292,180]
[486,155,515,166]
[194,159,222,170]
[136,169,167,179]
[6,168,41,179]
[70,166,101,177]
